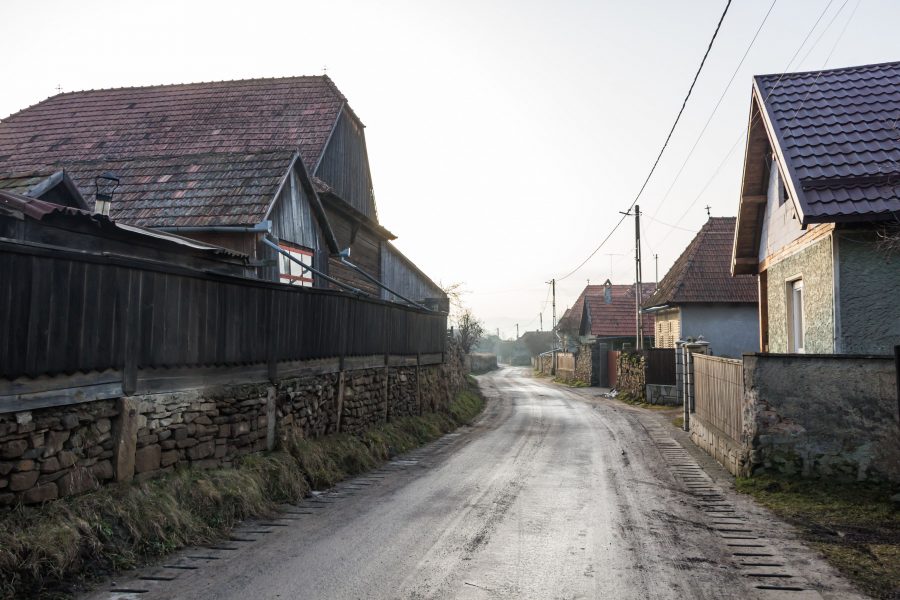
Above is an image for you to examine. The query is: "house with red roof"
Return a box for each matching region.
[0,76,445,309]
[558,280,656,350]
[642,217,758,358]
[731,61,900,354]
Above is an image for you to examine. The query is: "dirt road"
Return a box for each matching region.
[87,367,863,600]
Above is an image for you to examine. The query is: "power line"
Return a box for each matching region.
[649,0,779,223]
[555,0,733,281]
[656,0,846,243]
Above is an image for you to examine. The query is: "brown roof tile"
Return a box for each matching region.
[561,283,657,338]
[644,217,758,308]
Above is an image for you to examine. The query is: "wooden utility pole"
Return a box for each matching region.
[516,323,519,339]
[634,206,644,349]
[539,312,543,331]
[549,279,556,330]
[654,253,659,290]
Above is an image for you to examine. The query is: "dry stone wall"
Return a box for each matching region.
[0,346,468,506]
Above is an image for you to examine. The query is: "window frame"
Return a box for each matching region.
[278,242,315,287]
[786,277,805,353]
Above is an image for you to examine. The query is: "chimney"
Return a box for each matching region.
[94,172,120,216]
[603,279,612,304]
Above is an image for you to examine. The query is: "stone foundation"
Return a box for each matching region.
[689,414,745,477]
[646,384,678,405]
[0,347,467,505]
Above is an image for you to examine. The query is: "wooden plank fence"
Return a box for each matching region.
[0,239,447,380]
[693,353,743,443]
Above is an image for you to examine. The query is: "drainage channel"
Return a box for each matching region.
[642,422,820,599]
[93,433,460,599]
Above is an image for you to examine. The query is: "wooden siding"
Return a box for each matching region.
[315,108,376,219]
[0,239,446,380]
[654,308,680,348]
[326,207,381,296]
[259,166,321,282]
[380,242,444,303]
[693,354,743,444]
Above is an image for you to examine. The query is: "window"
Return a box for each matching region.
[788,279,804,353]
[278,243,314,287]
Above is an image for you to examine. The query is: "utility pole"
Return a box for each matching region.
[539,312,543,331]
[516,323,519,339]
[620,205,646,350]
[635,205,644,349]
[547,278,556,331]
[654,253,659,289]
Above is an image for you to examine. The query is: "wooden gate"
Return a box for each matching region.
[608,351,621,388]
[645,348,676,385]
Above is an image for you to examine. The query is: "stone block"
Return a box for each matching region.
[9,470,39,491]
[160,450,179,467]
[113,397,139,482]
[134,444,161,473]
[41,457,60,472]
[0,462,13,476]
[91,460,114,481]
[23,483,58,504]
[15,411,32,426]
[176,438,198,449]
[160,440,177,450]
[58,467,98,497]
[1,439,27,459]
[217,424,231,438]
[61,414,79,429]
[14,459,34,472]
[187,441,214,460]
[57,450,77,469]
[44,430,70,456]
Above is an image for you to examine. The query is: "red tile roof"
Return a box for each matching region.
[561,283,657,338]
[755,61,900,222]
[0,76,347,227]
[644,217,758,308]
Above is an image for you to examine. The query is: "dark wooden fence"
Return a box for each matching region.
[0,240,446,380]
[644,348,676,385]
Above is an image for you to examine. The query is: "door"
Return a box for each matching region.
[789,279,804,353]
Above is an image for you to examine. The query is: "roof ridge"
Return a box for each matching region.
[755,59,900,84]
[53,74,335,97]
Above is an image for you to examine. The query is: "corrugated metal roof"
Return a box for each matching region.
[643,217,757,308]
[756,60,900,222]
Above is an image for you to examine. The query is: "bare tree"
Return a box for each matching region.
[457,309,485,354]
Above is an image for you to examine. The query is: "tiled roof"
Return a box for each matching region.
[48,150,296,228]
[584,283,657,337]
[0,76,346,227]
[756,61,900,222]
[644,217,758,307]
[0,172,53,195]
[561,283,656,338]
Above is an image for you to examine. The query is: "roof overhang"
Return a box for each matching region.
[320,191,396,241]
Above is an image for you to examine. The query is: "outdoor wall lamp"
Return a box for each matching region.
[94,172,120,216]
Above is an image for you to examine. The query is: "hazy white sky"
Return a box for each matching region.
[2,0,898,337]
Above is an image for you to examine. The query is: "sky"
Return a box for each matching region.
[2,0,898,338]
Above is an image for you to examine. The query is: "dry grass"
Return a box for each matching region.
[0,386,484,599]
[736,475,900,599]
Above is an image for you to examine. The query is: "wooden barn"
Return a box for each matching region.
[0,76,445,309]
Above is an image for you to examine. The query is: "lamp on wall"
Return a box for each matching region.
[94,172,120,216]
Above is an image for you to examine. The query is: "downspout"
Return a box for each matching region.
[339,257,433,312]
[262,237,368,297]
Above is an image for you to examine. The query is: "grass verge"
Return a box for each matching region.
[0,385,485,600]
[552,377,589,388]
[736,475,900,599]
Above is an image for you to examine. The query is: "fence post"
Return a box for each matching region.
[895,345,899,424]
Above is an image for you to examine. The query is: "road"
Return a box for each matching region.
[90,367,863,600]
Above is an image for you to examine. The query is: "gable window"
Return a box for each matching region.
[787,278,804,353]
[278,243,314,287]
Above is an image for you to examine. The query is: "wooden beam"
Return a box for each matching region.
[742,194,767,205]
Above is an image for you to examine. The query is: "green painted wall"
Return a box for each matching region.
[838,232,900,354]
[766,236,834,353]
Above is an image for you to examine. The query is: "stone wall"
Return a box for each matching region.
[646,384,678,405]
[0,347,468,506]
[574,343,595,385]
[689,414,744,477]
[743,353,899,481]
[616,352,645,400]
[0,400,118,505]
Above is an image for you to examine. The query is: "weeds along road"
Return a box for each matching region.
[89,367,862,600]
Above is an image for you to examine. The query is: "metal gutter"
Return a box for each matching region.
[156,220,272,234]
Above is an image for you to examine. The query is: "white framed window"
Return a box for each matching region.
[278,243,314,287]
[787,278,804,353]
